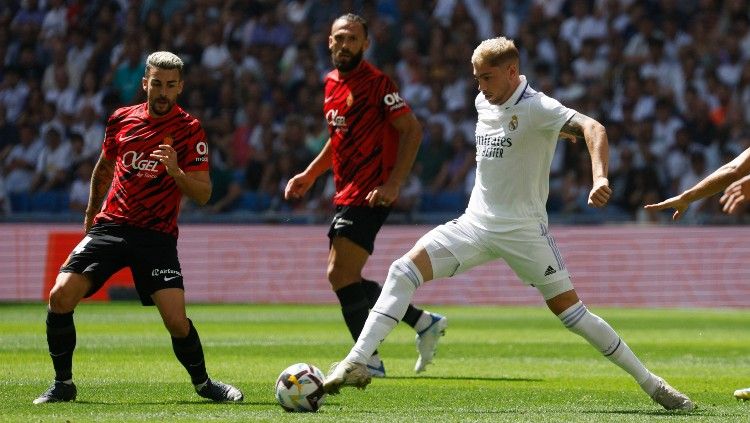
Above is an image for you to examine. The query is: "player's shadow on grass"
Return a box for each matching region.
[384,375,542,382]
[75,400,277,406]
[581,408,707,417]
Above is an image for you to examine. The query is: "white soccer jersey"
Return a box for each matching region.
[466,75,576,230]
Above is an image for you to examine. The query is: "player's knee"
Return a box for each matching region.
[387,257,424,289]
[163,315,190,337]
[326,263,357,289]
[48,287,74,313]
[48,274,84,313]
[370,257,423,316]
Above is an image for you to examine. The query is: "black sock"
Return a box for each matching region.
[362,279,423,328]
[335,282,370,342]
[46,309,76,382]
[171,319,208,386]
[335,282,382,356]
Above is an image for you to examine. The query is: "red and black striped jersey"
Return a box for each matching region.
[324,61,412,206]
[93,103,209,237]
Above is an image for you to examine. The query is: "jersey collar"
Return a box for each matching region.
[497,75,528,109]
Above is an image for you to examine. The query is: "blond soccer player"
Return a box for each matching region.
[323,36,695,412]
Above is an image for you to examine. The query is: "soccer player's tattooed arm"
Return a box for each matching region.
[561,112,611,207]
[84,153,115,232]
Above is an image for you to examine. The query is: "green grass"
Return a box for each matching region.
[0,303,747,422]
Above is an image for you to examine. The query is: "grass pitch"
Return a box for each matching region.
[0,303,747,422]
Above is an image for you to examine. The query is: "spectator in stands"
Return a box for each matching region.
[416,121,451,189]
[4,122,42,195]
[31,126,71,192]
[72,105,105,162]
[40,0,68,44]
[0,103,18,160]
[1,0,749,223]
[0,65,29,122]
[111,40,145,104]
[75,70,105,118]
[68,160,91,214]
[429,132,473,195]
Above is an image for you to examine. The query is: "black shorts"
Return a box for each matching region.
[327,205,390,254]
[60,223,183,306]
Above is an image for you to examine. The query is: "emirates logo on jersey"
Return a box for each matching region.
[509,115,518,131]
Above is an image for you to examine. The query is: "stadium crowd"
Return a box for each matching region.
[1,0,750,224]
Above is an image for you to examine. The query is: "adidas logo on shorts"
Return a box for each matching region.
[544,266,556,276]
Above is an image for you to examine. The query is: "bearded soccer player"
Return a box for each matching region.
[33,51,243,404]
[284,13,447,376]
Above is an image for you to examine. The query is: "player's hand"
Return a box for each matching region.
[588,177,611,207]
[150,144,181,177]
[720,175,750,214]
[366,182,399,207]
[284,173,315,200]
[643,195,688,220]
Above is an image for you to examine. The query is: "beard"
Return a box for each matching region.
[149,96,175,117]
[332,48,364,73]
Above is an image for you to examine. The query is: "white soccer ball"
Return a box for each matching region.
[274,363,327,412]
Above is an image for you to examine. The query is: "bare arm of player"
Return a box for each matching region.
[151,144,212,205]
[284,138,333,200]
[365,113,422,207]
[646,146,750,219]
[561,113,611,208]
[84,152,115,233]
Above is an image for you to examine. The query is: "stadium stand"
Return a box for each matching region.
[1,0,750,225]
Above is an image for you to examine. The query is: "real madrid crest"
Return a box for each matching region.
[163,134,174,145]
[509,115,518,131]
[346,92,354,107]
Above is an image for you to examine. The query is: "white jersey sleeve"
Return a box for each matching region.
[531,94,576,135]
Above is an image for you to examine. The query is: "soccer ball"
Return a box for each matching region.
[274,363,327,412]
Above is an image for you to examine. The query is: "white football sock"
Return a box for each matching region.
[558,301,654,393]
[345,258,423,364]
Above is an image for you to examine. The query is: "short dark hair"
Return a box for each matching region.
[334,13,368,38]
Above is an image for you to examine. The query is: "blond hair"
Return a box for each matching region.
[145,51,184,79]
[471,37,519,68]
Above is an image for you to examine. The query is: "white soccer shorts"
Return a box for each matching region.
[416,214,573,299]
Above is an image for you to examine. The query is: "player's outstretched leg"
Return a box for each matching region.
[195,378,244,402]
[734,387,750,401]
[556,299,694,411]
[414,312,448,373]
[33,381,77,404]
[323,361,372,395]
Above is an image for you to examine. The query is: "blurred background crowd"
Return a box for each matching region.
[2,0,750,224]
